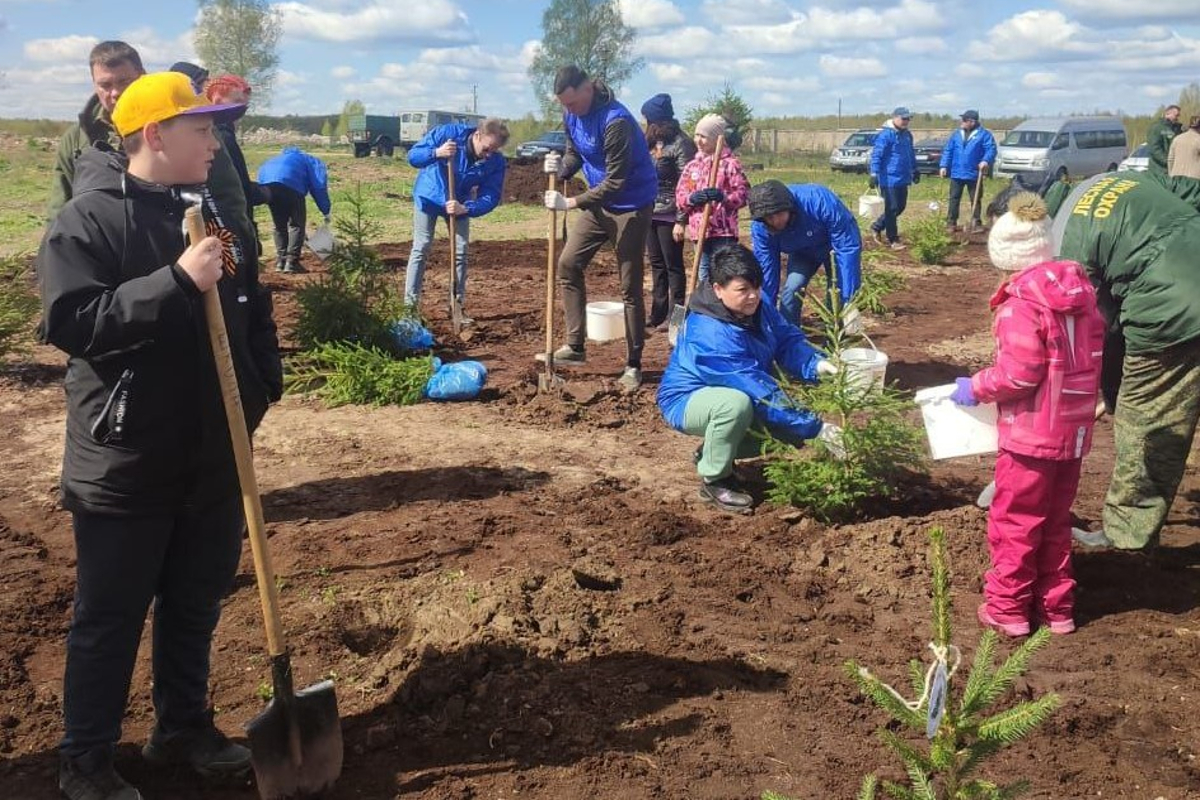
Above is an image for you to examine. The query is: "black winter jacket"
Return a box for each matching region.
[37,147,282,516]
[650,133,697,218]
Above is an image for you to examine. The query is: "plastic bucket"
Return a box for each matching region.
[858,193,884,218]
[586,301,625,342]
[842,347,888,392]
[913,384,999,460]
[307,223,334,260]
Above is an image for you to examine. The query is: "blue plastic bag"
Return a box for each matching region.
[425,359,488,401]
[390,318,435,352]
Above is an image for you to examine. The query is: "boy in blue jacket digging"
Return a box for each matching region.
[657,244,843,513]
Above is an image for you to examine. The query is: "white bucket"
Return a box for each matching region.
[858,193,884,218]
[586,301,625,342]
[913,384,999,460]
[842,347,888,392]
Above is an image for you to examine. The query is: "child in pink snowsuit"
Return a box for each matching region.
[950,192,1104,636]
[675,113,750,284]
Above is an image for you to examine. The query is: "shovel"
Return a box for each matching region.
[538,173,564,392]
[446,160,465,335]
[962,170,986,244]
[669,133,725,346]
[183,199,342,800]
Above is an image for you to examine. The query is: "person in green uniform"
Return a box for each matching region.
[1145,104,1183,176]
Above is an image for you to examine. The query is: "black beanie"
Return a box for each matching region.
[748,180,794,221]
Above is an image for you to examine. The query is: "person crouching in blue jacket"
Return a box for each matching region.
[657,244,843,513]
[404,119,509,325]
[749,179,862,329]
[256,146,331,273]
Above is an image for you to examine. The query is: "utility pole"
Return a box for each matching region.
[472,84,478,114]
[838,97,842,130]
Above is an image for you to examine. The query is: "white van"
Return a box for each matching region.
[995,117,1128,182]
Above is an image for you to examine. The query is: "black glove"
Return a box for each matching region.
[688,187,725,206]
[868,175,878,190]
[912,172,921,185]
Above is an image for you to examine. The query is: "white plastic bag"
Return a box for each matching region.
[307,223,334,260]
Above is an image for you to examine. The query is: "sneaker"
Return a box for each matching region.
[1071,527,1113,548]
[142,718,252,779]
[59,755,143,800]
[977,603,1030,637]
[871,229,886,246]
[698,477,753,514]
[889,241,907,251]
[617,367,642,393]
[535,344,585,364]
[281,261,306,274]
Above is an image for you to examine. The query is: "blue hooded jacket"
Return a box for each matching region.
[869,121,916,188]
[750,184,862,308]
[408,123,507,219]
[256,147,331,215]
[657,282,824,443]
[939,126,998,181]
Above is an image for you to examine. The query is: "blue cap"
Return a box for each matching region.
[961,109,980,121]
[640,93,674,124]
[892,106,912,119]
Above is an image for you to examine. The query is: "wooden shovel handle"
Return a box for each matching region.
[685,133,725,297]
[447,161,458,299]
[544,174,557,372]
[185,205,287,658]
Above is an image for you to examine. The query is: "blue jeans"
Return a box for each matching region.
[778,257,825,327]
[697,236,739,285]
[404,205,470,307]
[871,184,909,243]
[61,495,244,759]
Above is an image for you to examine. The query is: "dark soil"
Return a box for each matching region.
[2,234,1198,800]
[501,158,588,205]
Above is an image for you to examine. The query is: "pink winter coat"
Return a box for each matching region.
[675,147,750,240]
[970,260,1105,461]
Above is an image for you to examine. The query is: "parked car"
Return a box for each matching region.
[829,129,879,173]
[913,136,947,175]
[1118,142,1149,172]
[995,116,1127,182]
[515,131,567,160]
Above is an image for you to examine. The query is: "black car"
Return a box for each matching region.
[515,131,567,160]
[914,136,947,175]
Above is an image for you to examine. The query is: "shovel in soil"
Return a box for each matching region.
[961,171,986,244]
[183,199,343,800]
[446,161,465,335]
[538,173,564,392]
[669,133,725,346]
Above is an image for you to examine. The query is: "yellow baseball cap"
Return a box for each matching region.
[111,71,246,137]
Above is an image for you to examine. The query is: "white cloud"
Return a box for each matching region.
[701,0,794,25]
[743,75,821,93]
[929,92,961,105]
[331,65,356,79]
[894,36,948,55]
[818,54,887,79]
[275,69,306,87]
[637,25,722,59]
[0,63,92,118]
[725,0,943,54]
[1021,71,1062,90]
[118,26,196,67]
[967,10,1095,62]
[277,0,473,45]
[616,0,684,29]
[954,63,989,79]
[1144,84,1174,98]
[1057,0,1200,22]
[23,34,97,63]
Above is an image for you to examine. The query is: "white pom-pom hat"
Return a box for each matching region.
[987,192,1054,271]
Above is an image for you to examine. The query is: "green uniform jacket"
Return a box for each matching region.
[1056,171,1200,354]
[1145,117,1183,175]
[47,94,256,269]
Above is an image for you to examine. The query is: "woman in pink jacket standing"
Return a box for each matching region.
[674,114,750,284]
[950,192,1105,637]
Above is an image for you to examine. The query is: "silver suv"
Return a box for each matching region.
[830,129,879,173]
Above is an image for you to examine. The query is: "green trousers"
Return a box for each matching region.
[681,387,763,481]
[1103,340,1200,549]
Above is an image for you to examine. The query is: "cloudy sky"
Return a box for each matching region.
[1,0,1199,122]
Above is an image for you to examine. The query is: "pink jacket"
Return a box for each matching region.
[970,260,1105,461]
[675,147,750,241]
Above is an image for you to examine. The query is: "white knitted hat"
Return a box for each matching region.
[694,113,726,142]
[987,192,1054,271]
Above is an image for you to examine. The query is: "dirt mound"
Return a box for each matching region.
[503,159,587,205]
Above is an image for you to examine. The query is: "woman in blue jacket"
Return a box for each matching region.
[657,244,842,513]
[256,146,331,273]
[403,119,509,324]
[868,107,919,249]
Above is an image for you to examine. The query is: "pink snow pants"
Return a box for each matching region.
[984,450,1081,627]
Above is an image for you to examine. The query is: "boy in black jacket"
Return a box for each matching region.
[38,71,282,800]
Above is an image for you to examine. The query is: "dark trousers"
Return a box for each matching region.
[559,204,651,368]
[61,495,245,760]
[265,183,306,265]
[947,177,984,225]
[646,220,685,327]
[872,184,908,243]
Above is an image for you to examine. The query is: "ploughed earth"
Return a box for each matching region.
[1,229,1198,799]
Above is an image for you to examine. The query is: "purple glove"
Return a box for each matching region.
[950,377,978,406]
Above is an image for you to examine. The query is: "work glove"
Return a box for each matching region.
[842,306,864,336]
[912,172,921,185]
[978,161,990,174]
[816,359,839,377]
[816,423,847,461]
[544,190,570,211]
[688,187,725,206]
[950,377,977,406]
[543,152,562,174]
[938,168,947,178]
[868,175,878,190]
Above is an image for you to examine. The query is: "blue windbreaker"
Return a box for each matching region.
[869,121,916,188]
[750,184,862,308]
[657,283,824,443]
[408,123,507,219]
[939,126,998,181]
[256,147,331,215]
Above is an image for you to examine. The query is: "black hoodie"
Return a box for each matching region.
[37,146,282,516]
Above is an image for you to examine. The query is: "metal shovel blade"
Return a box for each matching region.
[666,303,687,347]
[246,656,342,800]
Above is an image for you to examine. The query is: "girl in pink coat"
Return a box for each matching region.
[950,192,1105,637]
[674,114,750,283]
